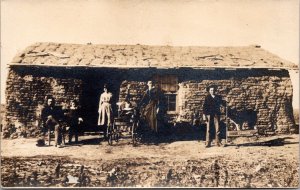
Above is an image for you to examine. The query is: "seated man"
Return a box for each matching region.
[41,97,64,147]
[64,100,83,144]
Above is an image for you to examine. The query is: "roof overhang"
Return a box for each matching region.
[8,63,298,70]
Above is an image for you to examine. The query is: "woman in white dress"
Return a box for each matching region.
[98,84,113,127]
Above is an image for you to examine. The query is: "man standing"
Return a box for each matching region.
[41,97,63,147]
[203,85,225,148]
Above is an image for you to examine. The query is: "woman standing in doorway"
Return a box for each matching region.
[98,84,113,129]
[140,80,160,133]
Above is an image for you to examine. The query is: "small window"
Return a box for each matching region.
[165,93,176,112]
[153,75,178,113]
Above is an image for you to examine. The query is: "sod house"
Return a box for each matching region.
[3,42,298,138]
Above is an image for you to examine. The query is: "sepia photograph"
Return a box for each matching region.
[1,0,299,188]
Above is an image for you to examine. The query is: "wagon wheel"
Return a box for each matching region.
[107,124,113,145]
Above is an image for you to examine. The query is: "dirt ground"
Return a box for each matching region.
[1,133,299,188]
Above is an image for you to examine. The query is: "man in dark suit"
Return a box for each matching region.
[203,85,225,148]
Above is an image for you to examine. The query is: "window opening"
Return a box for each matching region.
[153,75,178,113]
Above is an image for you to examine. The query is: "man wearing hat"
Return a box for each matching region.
[203,85,225,148]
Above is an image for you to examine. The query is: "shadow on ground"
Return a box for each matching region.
[52,123,298,148]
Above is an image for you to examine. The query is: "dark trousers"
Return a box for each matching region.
[68,126,79,143]
[206,114,220,145]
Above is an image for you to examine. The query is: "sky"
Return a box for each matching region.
[1,0,299,108]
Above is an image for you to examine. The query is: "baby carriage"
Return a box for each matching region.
[106,101,141,146]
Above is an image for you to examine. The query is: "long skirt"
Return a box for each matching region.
[142,102,158,133]
[98,102,113,126]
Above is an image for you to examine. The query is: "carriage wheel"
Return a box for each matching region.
[114,128,119,142]
[132,133,137,146]
[132,124,137,146]
[132,121,139,146]
[107,124,113,145]
[132,132,137,146]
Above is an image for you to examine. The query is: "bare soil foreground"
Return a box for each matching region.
[1,134,299,188]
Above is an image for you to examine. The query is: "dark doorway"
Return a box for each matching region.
[80,79,102,132]
[79,69,125,132]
